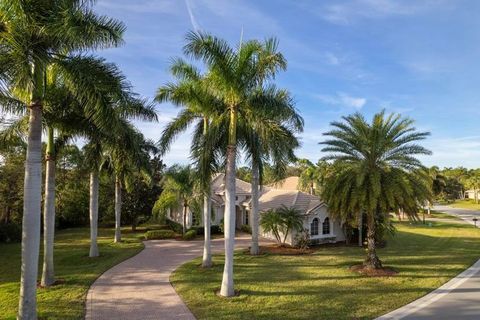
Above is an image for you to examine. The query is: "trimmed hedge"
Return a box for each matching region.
[240,224,252,234]
[183,229,197,241]
[188,225,223,235]
[145,230,175,240]
[166,219,183,233]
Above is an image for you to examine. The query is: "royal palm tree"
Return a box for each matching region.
[243,97,303,255]
[1,1,125,317]
[321,111,431,269]
[156,59,221,268]
[183,31,301,296]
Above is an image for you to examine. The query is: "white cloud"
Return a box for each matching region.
[315,92,367,109]
[185,0,201,31]
[421,136,480,168]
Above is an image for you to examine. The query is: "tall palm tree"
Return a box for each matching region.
[242,90,303,255]
[184,31,299,296]
[155,165,200,234]
[321,111,431,269]
[156,59,221,268]
[1,1,125,317]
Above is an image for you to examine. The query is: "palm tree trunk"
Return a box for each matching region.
[202,117,212,267]
[89,171,99,257]
[358,213,363,247]
[364,213,382,269]
[114,175,122,243]
[182,202,188,234]
[202,194,212,267]
[41,126,56,287]
[220,107,237,297]
[18,63,44,320]
[250,161,260,255]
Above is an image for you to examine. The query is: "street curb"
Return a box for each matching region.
[376,206,480,320]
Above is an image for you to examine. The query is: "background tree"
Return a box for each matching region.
[155,165,199,234]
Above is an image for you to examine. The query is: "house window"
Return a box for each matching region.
[322,217,330,235]
[245,211,249,225]
[310,218,319,236]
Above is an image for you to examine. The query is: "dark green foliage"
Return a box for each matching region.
[122,157,164,230]
[182,229,197,241]
[188,225,223,235]
[240,224,252,234]
[144,230,175,240]
[0,223,21,242]
[166,219,183,234]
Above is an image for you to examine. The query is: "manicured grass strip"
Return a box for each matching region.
[449,199,480,210]
[171,221,480,320]
[0,228,143,320]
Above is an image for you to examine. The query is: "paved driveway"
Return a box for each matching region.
[85,235,269,320]
[378,205,480,320]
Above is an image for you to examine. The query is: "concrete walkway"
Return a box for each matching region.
[377,205,480,320]
[85,234,268,320]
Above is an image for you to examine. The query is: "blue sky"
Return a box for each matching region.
[95,0,480,168]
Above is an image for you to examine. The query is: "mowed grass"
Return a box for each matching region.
[0,228,144,320]
[449,199,480,210]
[171,220,480,320]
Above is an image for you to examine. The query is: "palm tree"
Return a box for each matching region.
[156,59,221,268]
[155,165,199,234]
[259,205,303,245]
[1,1,125,317]
[321,111,431,269]
[184,31,300,296]
[243,100,302,255]
[104,124,157,243]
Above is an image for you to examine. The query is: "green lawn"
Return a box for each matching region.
[449,199,480,210]
[171,220,480,320]
[0,228,144,320]
[428,210,461,220]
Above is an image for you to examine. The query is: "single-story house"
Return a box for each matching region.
[166,175,345,245]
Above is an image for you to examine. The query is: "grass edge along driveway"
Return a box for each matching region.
[0,228,144,320]
[171,219,480,320]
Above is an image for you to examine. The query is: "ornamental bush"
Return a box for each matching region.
[145,230,175,240]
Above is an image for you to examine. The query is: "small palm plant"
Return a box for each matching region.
[260,205,303,245]
[321,111,432,269]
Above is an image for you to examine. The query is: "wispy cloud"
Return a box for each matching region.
[421,136,480,168]
[185,0,201,31]
[315,92,367,109]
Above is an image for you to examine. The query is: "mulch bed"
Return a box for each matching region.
[350,264,398,277]
[253,245,314,255]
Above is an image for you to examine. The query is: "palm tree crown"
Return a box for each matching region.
[321,110,432,269]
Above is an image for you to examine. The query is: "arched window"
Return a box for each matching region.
[310,218,319,236]
[322,217,330,235]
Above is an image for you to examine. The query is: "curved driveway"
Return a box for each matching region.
[85,235,269,320]
[378,205,480,320]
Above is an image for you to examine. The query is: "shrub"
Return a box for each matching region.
[240,224,252,234]
[166,219,183,233]
[182,229,197,241]
[294,228,310,251]
[0,223,21,243]
[144,230,175,240]
[211,225,222,234]
[188,225,223,235]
